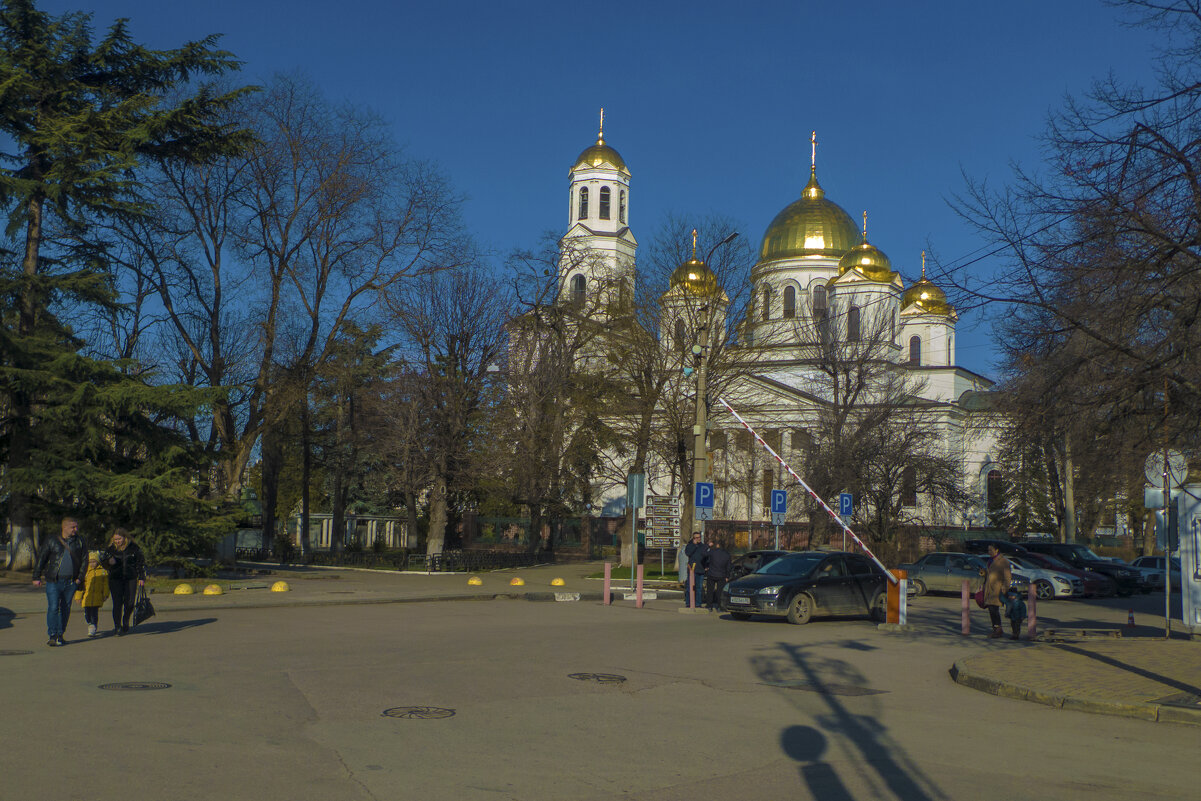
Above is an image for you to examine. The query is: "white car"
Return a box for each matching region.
[1007,555,1084,600]
[1130,556,1181,590]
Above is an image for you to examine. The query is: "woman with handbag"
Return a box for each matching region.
[982,544,1012,639]
[100,528,146,636]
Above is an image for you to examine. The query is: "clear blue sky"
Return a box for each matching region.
[54,0,1164,376]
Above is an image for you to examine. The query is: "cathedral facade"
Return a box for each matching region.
[557,121,999,531]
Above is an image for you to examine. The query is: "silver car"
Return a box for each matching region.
[1006,555,1083,599]
[898,552,1031,596]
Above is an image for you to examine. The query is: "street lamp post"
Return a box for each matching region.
[689,231,739,536]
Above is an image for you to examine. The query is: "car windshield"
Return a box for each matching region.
[1038,555,1073,571]
[757,553,826,577]
[1066,545,1102,560]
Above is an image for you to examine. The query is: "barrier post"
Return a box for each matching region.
[603,562,612,606]
[887,569,908,624]
[961,580,971,636]
[688,567,695,609]
[636,564,644,608]
[1027,581,1037,640]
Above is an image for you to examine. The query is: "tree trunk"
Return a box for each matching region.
[331,470,346,551]
[260,424,282,557]
[405,490,419,552]
[426,475,447,558]
[1062,437,1077,543]
[301,402,313,552]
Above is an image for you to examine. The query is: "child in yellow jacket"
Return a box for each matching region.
[74,551,110,637]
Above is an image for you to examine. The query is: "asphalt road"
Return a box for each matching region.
[1,591,1195,801]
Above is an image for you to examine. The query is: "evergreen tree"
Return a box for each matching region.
[0,0,250,567]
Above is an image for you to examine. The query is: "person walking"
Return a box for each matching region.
[31,517,88,646]
[703,539,732,610]
[684,532,709,609]
[75,551,110,637]
[101,528,146,635]
[982,543,1012,639]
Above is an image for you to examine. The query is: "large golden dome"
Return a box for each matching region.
[759,169,859,261]
[668,258,720,297]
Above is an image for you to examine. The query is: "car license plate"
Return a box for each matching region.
[729,597,750,605]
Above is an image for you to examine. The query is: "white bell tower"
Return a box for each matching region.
[558,109,637,312]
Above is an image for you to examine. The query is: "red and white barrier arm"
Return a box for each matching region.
[716,396,897,585]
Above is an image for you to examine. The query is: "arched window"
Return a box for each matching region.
[762,287,772,321]
[783,286,796,319]
[847,306,860,342]
[570,274,586,306]
[673,318,685,351]
[812,284,827,317]
[599,186,611,220]
[619,190,626,223]
[901,466,917,507]
[909,335,921,365]
[578,187,589,220]
[987,469,1005,519]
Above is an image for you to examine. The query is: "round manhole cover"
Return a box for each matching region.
[98,682,172,691]
[0,649,34,656]
[568,672,627,684]
[382,706,456,719]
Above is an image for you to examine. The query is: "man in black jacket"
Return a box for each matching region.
[704,539,732,610]
[32,517,88,646]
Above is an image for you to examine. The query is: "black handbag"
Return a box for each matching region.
[132,586,155,626]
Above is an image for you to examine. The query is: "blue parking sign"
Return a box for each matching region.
[771,489,787,515]
[839,493,853,516]
[694,482,715,509]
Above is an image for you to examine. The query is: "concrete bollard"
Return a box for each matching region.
[603,562,612,606]
[961,580,971,636]
[1027,582,1037,640]
[636,564,644,608]
[688,568,695,609]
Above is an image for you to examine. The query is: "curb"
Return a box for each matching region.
[949,660,1201,727]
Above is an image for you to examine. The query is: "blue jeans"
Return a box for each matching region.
[45,578,75,638]
[687,570,705,607]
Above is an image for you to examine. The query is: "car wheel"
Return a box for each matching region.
[1035,580,1055,600]
[912,579,927,597]
[1116,587,1133,597]
[786,593,813,625]
[729,611,751,621]
[869,589,887,622]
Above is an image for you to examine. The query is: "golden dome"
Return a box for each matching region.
[573,141,628,175]
[759,169,859,261]
[668,258,720,297]
[902,279,953,315]
[901,252,954,315]
[836,211,895,282]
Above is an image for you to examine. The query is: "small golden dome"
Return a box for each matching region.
[668,258,720,297]
[759,170,859,261]
[901,252,954,316]
[837,242,894,282]
[573,142,628,175]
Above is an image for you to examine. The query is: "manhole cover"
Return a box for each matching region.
[762,681,886,696]
[98,682,172,691]
[1155,692,1201,709]
[568,672,627,684]
[382,706,456,719]
[0,649,34,656]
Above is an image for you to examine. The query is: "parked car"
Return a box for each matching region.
[1005,555,1084,599]
[1021,542,1142,596]
[898,552,986,596]
[963,539,1030,556]
[1131,556,1182,590]
[898,552,1030,596]
[1017,551,1115,597]
[721,551,887,624]
[728,549,794,581]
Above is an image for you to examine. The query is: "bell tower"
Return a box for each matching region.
[558,109,637,311]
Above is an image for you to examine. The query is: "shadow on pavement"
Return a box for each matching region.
[128,617,217,636]
[753,640,949,801]
[1053,642,1201,696]
[0,607,13,629]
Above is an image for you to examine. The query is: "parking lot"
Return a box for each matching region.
[0,566,1196,801]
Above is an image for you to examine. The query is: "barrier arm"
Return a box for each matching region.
[717,396,898,585]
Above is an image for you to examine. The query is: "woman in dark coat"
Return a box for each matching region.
[100,528,146,635]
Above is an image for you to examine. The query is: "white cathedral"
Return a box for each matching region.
[555,118,1000,530]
